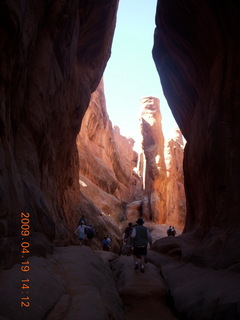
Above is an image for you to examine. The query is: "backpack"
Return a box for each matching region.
[86,227,94,239]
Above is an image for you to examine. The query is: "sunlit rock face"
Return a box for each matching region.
[165,129,186,229]
[77,79,143,222]
[140,97,167,223]
[138,97,185,228]
[125,200,143,223]
[153,0,240,268]
[0,0,119,266]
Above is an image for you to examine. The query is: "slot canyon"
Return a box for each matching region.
[0,1,240,320]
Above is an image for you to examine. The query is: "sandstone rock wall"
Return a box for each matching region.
[153,0,240,267]
[77,79,143,222]
[138,97,185,229]
[139,97,167,222]
[0,247,126,320]
[0,0,119,266]
[165,129,186,229]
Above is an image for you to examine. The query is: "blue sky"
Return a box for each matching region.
[103,0,178,146]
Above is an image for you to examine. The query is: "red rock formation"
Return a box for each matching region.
[0,0,119,266]
[165,128,186,229]
[139,96,167,223]
[148,249,240,320]
[111,255,177,320]
[137,97,185,228]
[77,79,143,222]
[125,200,143,223]
[153,0,240,268]
[0,247,126,320]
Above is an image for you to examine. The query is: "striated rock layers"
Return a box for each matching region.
[78,91,185,231]
[77,79,143,222]
[138,97,185,229]
[0,0,119,266]
[165,128,186,229]
[153,0,240,268]
[139,97,167,223]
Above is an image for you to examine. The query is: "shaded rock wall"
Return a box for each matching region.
[153,0,240,267]
[0,0,119,266]
[77,79,143,222]
[148,249,240,320]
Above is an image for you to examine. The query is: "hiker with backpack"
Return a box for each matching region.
[131,218,152,273]
[167,226,172,236]
[85,225,95,241]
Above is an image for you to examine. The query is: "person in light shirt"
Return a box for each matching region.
[75,222,86,246]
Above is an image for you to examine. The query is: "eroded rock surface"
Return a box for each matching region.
[137,97,185,229]
[0,244,181,320]
[153,0,240,268]
[111,255,177,320]
[77,79,143,222]
[165,129,186,229]
[139,96,167,223]
[148,250,240,320]
[0,0,119,266]
[0,246,125,320]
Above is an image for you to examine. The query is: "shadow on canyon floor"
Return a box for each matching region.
[0,225,239,320]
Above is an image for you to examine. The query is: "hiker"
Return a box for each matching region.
[124,222,133,255]
[106,235,112,247]
[167,226,176,237]
[167,226,172,236]
[86,224,95,240]
[131,218,152,273]
[102,236,111,251]
[172,226,176,236]
[79,215,87,225]
[75,221,87,246]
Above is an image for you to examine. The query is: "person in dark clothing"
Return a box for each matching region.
[167,226,176,236]
[102,235,111,251]
[167,226,172,236]
[171,227,176,236]
[131,218,152,273]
